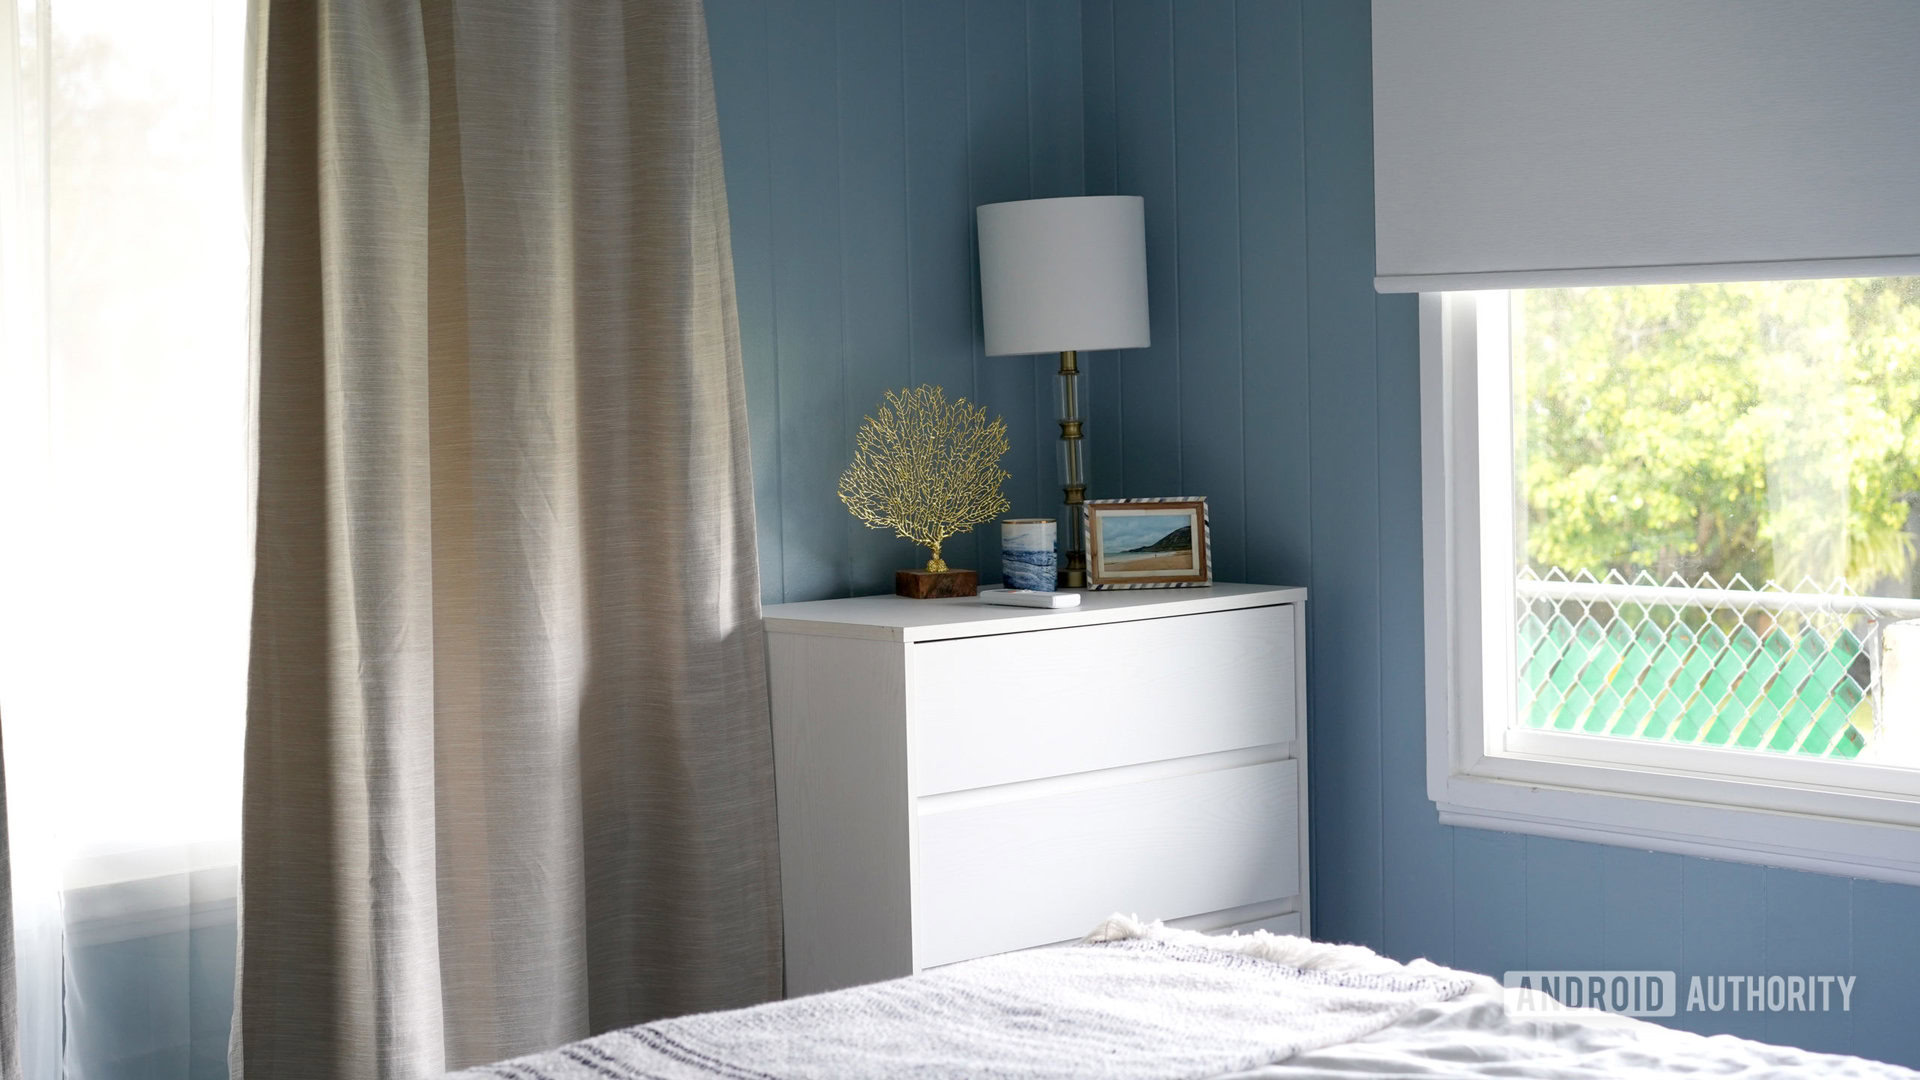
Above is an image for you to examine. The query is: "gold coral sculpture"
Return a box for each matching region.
[838,385,1011,573]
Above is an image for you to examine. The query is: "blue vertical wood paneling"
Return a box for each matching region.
[1026,0,1086,530]
[1763,869,1853,1055]
[710,0,1074,600]
[968,0,1042,581]
[1110,0,1181,498]
[1077,0,1126,504]
[901,0,984,579]
[1235,0,1311,590]
[1452,829,1528,977]
[1851,880,1920,1066]
[1027,0,1085,202]
[1171,1,1245,582]
[706,0,783,604]
[1600,847,1684,972]
[1524,837,1608,971]
[1299,0,1384,950]
[1676,858,1769,1040]
[836,1,916,594]
[765,2,847,601]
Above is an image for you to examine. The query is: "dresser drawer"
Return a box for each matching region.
[908,604,1296,794]
[913,758,1300,968]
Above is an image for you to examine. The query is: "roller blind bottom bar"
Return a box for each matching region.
[1376,254,1920,295]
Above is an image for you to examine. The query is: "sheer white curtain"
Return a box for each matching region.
[0,1,250,1077]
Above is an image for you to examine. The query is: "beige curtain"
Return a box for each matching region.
[234,2,782,1078]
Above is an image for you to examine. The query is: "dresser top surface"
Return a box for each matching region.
[762,582,1305,643]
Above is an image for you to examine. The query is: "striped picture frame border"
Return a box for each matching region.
[1083,496,1212,590]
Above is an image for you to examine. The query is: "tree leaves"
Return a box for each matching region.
[1517,278,1920,594]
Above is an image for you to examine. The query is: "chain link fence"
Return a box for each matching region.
[1515,569,1920,761]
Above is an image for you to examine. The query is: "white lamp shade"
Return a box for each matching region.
[976,196,1150,356]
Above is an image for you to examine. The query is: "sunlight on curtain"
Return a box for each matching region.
[1,1,250,1076]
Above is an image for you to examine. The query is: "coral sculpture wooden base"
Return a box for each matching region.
[895,569,978,599]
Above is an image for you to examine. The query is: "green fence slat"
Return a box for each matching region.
[1795,700,1841,756]
[1765,700,1814,753]
[1563,684,1597,729]
[1642,693,1685,741]
[1515,605,1873,760]
[1669,635,1717,742]
[1609,688,1654,737]
[1737,699,1779,749]
[1723,626,1772,708]
[1832,724,1868,758]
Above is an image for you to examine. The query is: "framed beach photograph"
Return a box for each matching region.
[1083,497,1211,589]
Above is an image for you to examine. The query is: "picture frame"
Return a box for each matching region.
[1082,497,1212,589]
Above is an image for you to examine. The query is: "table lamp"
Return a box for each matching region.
[976,195,1150,588]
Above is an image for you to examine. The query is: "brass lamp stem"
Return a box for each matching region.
[1058,349,1087,588]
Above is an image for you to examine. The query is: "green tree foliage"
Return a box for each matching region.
[1516,278,1920,594]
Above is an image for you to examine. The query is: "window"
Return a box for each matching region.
[1423,279,1920,884]
[1,1,250,1073]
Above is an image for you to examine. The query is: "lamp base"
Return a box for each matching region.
[1056,349,1089,590]
[1059,549,1087,589]
[896,568,979,599]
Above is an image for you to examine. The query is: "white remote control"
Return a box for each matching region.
[978,588,1081,609]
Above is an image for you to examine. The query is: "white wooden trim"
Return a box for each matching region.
[1420,292,1456,800]
[1500,730,1920,807]
[1434,778,1920,886]
[1473,291,1515,765]
[1421,291,1920,884]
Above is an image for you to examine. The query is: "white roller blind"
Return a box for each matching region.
[1372,0,1920,292]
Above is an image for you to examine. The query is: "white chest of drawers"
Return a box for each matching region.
[762,583,1310,996]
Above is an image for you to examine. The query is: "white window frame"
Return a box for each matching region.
[1421,291,1920,885]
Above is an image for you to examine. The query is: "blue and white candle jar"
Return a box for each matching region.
[1001,519,1058,591]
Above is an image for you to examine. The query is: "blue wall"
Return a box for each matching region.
[706,0,1084,604]
[1083,0,1920,1066]
[709,0,1920,1066]
[64,889,234,1080]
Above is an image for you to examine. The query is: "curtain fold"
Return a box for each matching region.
[235,2,782,1077]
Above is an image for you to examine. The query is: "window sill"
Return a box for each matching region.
[1432,766,1920,885]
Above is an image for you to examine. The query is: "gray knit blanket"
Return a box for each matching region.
[446,923,1474,1080]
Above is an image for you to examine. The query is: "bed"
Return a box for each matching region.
[447,916,1916,1079]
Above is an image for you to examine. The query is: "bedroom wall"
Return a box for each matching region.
[1084,0,1920,1067]
[708,0,1919,1066]
[705,0,1084,605]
